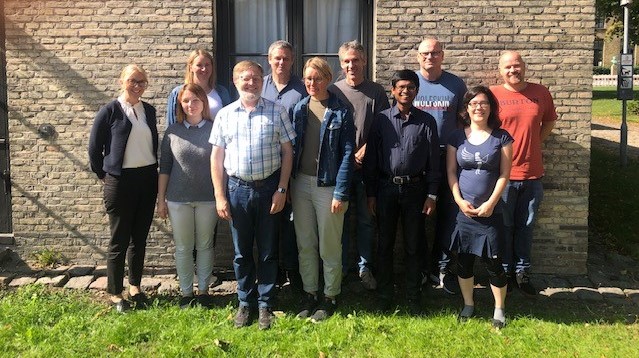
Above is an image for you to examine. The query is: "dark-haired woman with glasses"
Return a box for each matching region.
[89,64,158,313]
[446,85,513,328]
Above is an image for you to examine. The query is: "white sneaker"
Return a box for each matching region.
[359,270,377,290]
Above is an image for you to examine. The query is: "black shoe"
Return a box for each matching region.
[442,273,460,295]
[310,297,336,323]
[130,292,149,309]
[297,293,318,318]
[516,272,537,296]
[234,306,251,328]
[492,319,506,329]
[179,295,196,309]
[196,294,214,308]
[258,307,274,330]
[112,299,131,313]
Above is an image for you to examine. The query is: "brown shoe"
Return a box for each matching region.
[234,306,251,328]
[258,307,274,330]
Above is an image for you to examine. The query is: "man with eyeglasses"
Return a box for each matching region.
[261,40,308,293]
[328,40,390,291]
[490,51,557,296]
[210,60,296,330]
[363,70,440,314]
[414,37,467,295]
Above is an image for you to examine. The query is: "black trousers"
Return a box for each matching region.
[376,181,426,301]
[103,165,158,295]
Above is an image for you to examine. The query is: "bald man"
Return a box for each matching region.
[489,51,557,296]
[413,37,467,294]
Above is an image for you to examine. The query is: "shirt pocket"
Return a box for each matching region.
[257,117,277,144]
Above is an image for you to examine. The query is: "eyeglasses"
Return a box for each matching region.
[304,77,325,84]
[238,75,262,83]
[468,101,490,108]
[395,85,417,92]
[127,79,148,88]
[419,51,442,58]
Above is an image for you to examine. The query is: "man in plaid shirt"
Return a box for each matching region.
[210,60,296,330]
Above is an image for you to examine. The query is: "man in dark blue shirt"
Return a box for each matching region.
[363,70,440,314]
[261,40,307,292]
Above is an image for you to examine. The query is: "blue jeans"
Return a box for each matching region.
[227,172,280,309]
[376,181,426,301]
[341,170,375,274]
[500,179,544,275]
[431,166,458,274]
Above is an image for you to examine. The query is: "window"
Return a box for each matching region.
[216,0,373,86]
[593,39,604,67]
[595,14,606,30]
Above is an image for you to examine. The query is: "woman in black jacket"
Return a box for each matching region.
[88,64,158,313]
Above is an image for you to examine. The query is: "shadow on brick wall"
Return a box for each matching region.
[4,22,116,259]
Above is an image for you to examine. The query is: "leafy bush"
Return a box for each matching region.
[31,249,67,268]
[629,100,639,115]
[593,66,611,75]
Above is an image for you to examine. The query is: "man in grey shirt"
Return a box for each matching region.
[329,40,390,290]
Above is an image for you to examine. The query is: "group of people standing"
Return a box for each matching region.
[88,36,556,331]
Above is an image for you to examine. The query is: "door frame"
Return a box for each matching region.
[0,0,13,234]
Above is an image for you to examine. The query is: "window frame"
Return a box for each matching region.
[215,0,373,87]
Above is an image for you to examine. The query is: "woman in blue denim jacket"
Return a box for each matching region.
[290,57,355,322]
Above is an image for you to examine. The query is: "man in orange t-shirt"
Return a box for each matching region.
[489,51,557,296]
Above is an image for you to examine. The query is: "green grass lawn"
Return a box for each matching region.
[592,86,638,122]
[1,285,638,357]
[589,145,639,257]
[590,87,639,257]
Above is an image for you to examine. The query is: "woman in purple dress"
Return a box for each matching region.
[447,85,513,328]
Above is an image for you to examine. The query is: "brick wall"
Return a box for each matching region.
[4,1,594,274]
[4,0,235,268]
[375,0,593,274]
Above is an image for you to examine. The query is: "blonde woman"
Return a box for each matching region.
[290,57,355,322]
[157,84,218,308]
[166,48,231,126]
[89,64,158,313]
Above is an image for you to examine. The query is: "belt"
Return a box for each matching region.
[229,170,280,189]
[389,175,422,185]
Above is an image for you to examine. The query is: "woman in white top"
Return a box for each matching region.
[88,64,158,313]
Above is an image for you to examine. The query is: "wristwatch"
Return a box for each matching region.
[277,187,287,193]
[427,194,437,201]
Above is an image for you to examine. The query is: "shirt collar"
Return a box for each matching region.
[236,97,265,112]
[183,119,206,129]
[392,105,414,121]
